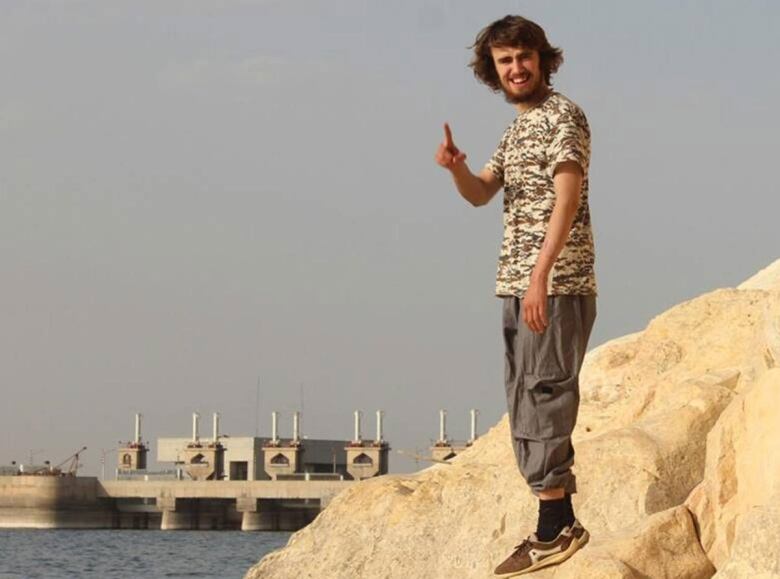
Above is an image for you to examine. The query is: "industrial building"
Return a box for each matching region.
[0,408,481,531]
[119,410,390,482]
[429,409,480,462]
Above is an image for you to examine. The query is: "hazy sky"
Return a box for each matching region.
[2,1,778,475]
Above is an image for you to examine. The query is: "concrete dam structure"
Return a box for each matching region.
[1,408,480,531]
[0,475,351,531]
[0,410,391,531]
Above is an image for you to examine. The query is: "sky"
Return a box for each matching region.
[1,0,778,476]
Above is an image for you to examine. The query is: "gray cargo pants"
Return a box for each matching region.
[502,295,596,496]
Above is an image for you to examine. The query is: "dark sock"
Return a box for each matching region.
[563,492,575,524]
[536,495,576,542]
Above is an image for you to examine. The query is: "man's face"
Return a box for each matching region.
[490,45,546,105]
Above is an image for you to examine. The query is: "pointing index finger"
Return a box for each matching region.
[443,123,455,149]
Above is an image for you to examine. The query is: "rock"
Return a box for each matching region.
[712,498,780,578]
[577,290,774,447]
[685,368,780,569]
[552,506,714,579]
[245,260,780,579]
[574,371,735,532]
[737,258,780,291]
[247,418,538,579]
[246,371,731,579]
[580,288,775,417]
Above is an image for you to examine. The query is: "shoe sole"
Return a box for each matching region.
[494,529,590,578]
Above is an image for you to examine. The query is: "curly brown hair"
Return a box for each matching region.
[469,15,563,91]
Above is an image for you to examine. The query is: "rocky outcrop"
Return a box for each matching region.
[246,259,780,579]
[554,506,715,579]
[711,499,780,578]
[686,368,780,570]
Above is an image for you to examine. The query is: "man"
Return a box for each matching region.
[434,15,597,577]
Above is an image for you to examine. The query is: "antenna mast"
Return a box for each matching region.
[255,377,261,437]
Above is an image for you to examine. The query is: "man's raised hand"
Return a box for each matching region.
[435,123,467,170]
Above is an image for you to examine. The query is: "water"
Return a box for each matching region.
[0,530,291,579]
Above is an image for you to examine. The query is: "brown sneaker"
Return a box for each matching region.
[493,519,590,577]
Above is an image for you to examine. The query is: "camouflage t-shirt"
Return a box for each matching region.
[485,91,597,297]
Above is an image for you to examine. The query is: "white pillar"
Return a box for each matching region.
[134,413,142,444]
[439,409,447,443]
[271,411,279,444]
[469,409,479,443]
[353,410,362,444]
[375,410,384,444]
[293,411,300,443]
[212,412,220,443]
[192,412,200,443]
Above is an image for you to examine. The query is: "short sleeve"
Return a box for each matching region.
[547,106,591,178]
[484,133,506,182]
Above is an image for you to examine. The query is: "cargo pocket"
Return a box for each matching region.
[514,298,581,441]
[516,372,579,441]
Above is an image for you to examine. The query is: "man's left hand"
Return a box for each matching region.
[522,280,549,333]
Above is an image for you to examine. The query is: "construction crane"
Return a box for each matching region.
[54,446,88,476]
[27,446,87,476]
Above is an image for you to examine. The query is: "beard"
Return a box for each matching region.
[501,76,549,106]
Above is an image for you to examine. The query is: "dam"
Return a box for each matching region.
[0,408,480,531]
[0,475,351,531]
[0,410,389,531]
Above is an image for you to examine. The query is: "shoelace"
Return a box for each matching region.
[512,538,534,557]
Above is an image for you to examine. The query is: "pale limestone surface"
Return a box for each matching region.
[686,368,780,570]
[711,499,780,579]
[246,259,780,579]
[554,506,714,579]
[573,371,735,532]
[738,258,780,291]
